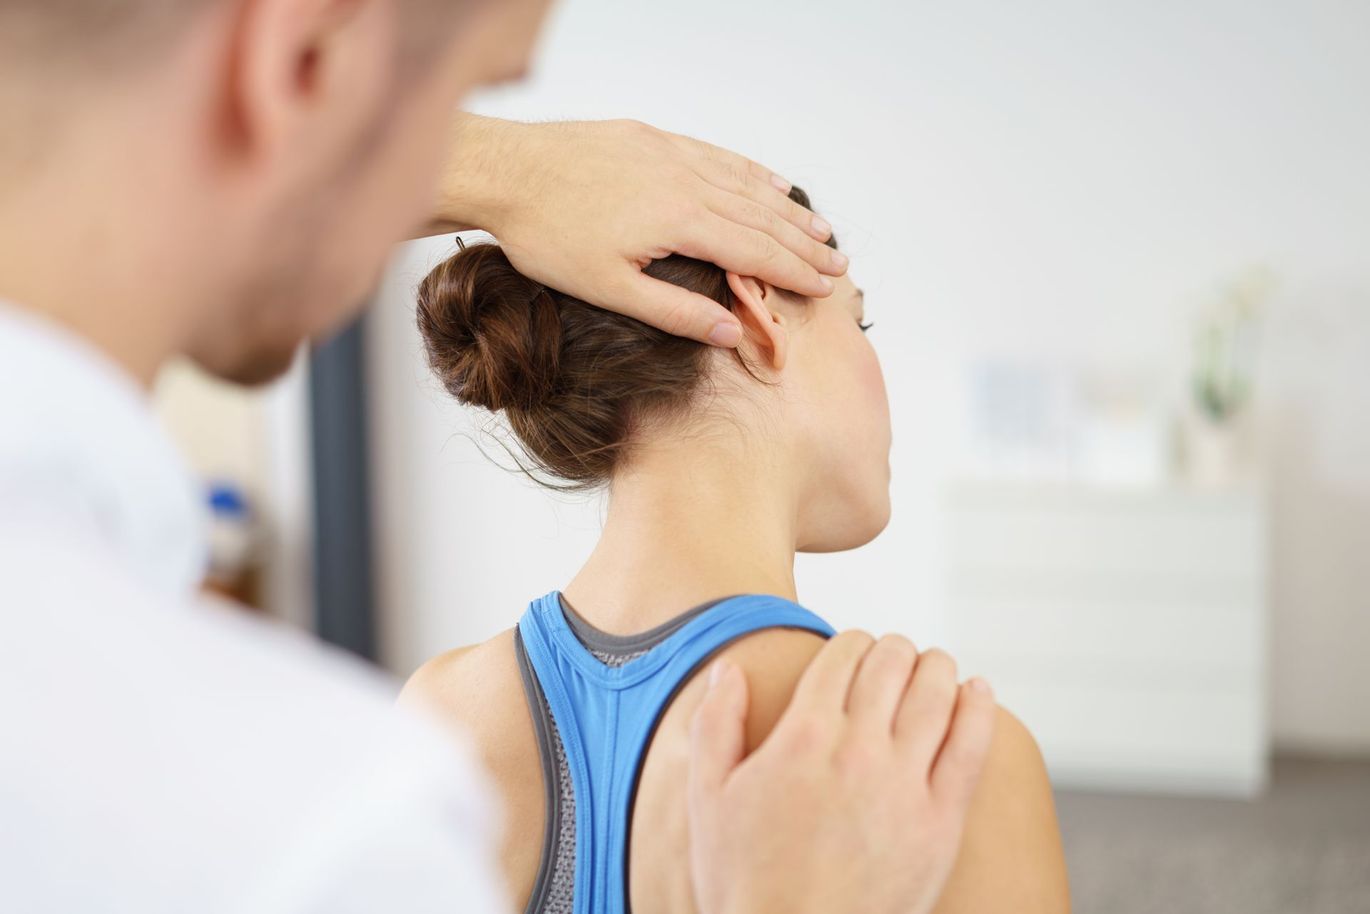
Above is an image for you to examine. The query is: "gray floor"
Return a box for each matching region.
[1056,756,1370,913]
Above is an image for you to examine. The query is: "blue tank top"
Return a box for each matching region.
[515,591,835,914]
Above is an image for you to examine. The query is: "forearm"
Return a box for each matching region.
[416,113,529,238]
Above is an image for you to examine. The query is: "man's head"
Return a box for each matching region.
[0,0,552,385]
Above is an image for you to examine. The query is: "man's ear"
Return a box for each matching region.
[726,272,788,372]
[226,0,389,161]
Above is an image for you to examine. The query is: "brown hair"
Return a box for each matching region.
[417,186,836,489]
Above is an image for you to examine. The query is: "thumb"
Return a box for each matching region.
[688,660,750,808]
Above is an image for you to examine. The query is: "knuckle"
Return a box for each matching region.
[833,629,876,655]
[749,233,781,267]
[783,716,830,755]
[611,118,648,147]
[755,204,780,234]
[736,199,777,234]
[879,634,918,663]
[674,170,704,197]
[835,742,877,778]
[922,676,959,708]
[807,236,836,264]
[658,300,695,335]
[860,641,915,687]
[675,200,713,243]
[728,161,750,189]
[919,647,959,678]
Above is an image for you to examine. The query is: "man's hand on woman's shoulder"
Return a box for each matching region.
[686,631,1001,914]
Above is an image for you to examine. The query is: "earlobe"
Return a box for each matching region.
[725,273,789,372]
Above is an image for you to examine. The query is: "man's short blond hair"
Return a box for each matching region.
[0,0,470,185]
[0,0,466,78]
[1,1,215,73]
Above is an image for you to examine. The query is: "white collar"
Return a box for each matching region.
[0,303,206,601]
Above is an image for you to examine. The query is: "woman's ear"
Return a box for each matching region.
[725,272,788,371]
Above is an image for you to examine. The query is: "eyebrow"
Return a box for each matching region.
[854,288,865,301]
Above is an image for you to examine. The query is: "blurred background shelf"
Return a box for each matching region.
[945,480,1269,795]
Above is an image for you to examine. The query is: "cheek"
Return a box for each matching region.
[844,336,892,450]
[857,343,889,414]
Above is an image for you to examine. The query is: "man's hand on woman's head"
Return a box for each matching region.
[431,115,848,347]
[687,632,998,914]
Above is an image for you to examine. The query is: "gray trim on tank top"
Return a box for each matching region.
[560,594,733,664]
[513,629,569,914]
[513,595,736,914]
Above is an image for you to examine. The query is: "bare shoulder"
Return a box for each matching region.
[933,705,1070,914]
[964,707,1057,838]
[639,629,1069,913]
[983,706,1051,787]
[399,629,545,905]
[399,628,527,741]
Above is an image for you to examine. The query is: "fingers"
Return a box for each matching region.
[785,630,877,719]
[705,186,848,281]
[893,648,961,769]
[694,157,832,243]
[606,270,744,347]
[743,154,794,194]
[845,634,919,737]
[930,679,997,816]
[688,659,751,805]
[669,132,849,284]
[672,131,795,196]
[676,215,833,300]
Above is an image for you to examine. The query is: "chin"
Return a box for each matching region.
[797,495,892,554]
[192,341,302,387]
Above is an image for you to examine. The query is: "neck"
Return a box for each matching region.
[0,88,206,389]
[563,429,800,635]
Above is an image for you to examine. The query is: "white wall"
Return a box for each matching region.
[369,0,1370,752]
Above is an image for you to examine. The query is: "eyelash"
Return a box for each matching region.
[858,321,875,333]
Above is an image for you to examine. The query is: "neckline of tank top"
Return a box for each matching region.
[556,592,740,657]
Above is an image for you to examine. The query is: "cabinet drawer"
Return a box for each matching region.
[946,485,1265,582]
[992,675,1267,794]
[948,580,1263,673]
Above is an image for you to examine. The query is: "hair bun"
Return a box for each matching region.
[416,243,563,413]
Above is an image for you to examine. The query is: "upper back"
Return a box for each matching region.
[403,593,834,914]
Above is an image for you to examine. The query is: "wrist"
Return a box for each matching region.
[432,113,535,235]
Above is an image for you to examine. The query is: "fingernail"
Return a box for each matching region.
[829,249,849,272]
[811,215,832,238]
[708,321,743,347]
[818,276,835,295]
[968,677,992,696]
[771,173,793,193]
[709,660,732,688]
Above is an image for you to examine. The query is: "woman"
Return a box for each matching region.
[401,188,1070,914]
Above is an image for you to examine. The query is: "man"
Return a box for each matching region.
[0,1,997,912]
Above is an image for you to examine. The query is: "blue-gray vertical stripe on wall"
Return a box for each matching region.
[308,316,379,662]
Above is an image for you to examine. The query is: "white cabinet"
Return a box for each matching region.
[944,482,1269,796]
